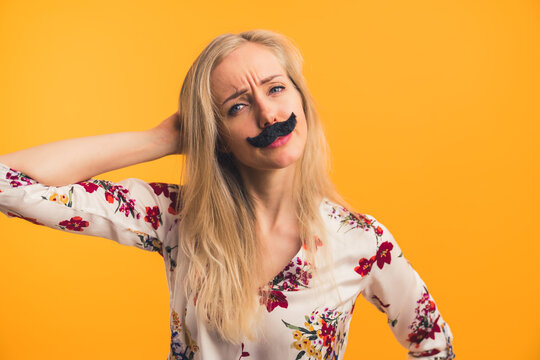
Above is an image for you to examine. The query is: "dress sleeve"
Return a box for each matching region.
[0,162,180,256]
[359,215,456,359]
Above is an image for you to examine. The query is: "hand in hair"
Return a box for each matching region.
[151,111,183,155]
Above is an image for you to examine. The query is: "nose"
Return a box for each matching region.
[255,96,278,129]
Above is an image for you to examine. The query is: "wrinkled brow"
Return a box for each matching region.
[221,74,285,106]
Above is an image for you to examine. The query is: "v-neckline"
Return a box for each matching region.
[263,198,331,288]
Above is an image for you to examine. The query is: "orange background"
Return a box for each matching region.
[1,1,539,359]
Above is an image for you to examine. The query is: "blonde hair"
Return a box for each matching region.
[175,29,346,343]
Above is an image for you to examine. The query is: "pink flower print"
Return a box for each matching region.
[375,241,393,270]
[144,206,161,230]
[118,198,136,217]
[59,216,89,231]
[9,180,22,187]
[6,170,35,187]
[77,181,99,193]
[108,184,128,195]
[298,268,312,286]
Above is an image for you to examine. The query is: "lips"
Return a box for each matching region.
[267,133,292,149]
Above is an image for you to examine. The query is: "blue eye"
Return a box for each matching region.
[270,85,285,93]
[228,103,244,116]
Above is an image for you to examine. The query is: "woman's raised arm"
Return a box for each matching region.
[0,112,181,186]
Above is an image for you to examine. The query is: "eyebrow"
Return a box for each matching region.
[221,74,284,106]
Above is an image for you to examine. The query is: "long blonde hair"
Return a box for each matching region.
[176,29,345,343]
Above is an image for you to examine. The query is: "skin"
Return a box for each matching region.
[210,42,308,279]
[0,115,181,186]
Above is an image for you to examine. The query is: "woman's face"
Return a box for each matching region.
[210,42,308,172]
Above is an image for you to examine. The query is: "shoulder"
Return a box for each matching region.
[320,199,384,237]
[320,199,400,254]
[320,200,407,279]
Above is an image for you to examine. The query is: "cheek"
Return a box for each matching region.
[222,124,250,152]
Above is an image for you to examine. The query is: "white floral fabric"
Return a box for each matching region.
[0,163,455,359]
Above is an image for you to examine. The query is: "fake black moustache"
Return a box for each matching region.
[246,113,297,148]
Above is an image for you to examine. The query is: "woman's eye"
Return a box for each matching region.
[228,103,244,116]
[227,86,285,116]
[270,85,285,93]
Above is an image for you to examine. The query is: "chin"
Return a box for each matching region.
[265,149,304,169]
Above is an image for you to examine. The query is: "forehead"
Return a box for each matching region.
[211,43,286,99]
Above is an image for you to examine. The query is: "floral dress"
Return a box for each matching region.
[0,163,455,360]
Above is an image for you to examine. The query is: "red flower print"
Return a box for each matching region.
[268,256,312,293]
[149,182,170,197]
[407,315,442,344]
[375,225,383,236]
[77,181,99,193]
[332,206,377,233]
[264,290,288,312]
[149,183,180,215]
[238,343,250,359]
[283,306,351,360]
[59,216,89,231]
[104,192,115,204]
[426,315,442,340]
[408,328,430,344]
[375,241,393,270]
[372,295,390,310]
[354,213,373,226]
[428,300,436,312]
[354,256,375,277]
[168,191,179,215]
[7,212,43,225]
[302,235,323,251]
[415,349,441,357]
[320,319,336,346]
[407,289,442,347]
[144,206,161,230]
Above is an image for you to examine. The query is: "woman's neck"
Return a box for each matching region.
[235,162,297,232]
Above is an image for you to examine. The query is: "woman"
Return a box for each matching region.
[0,30,455,359]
